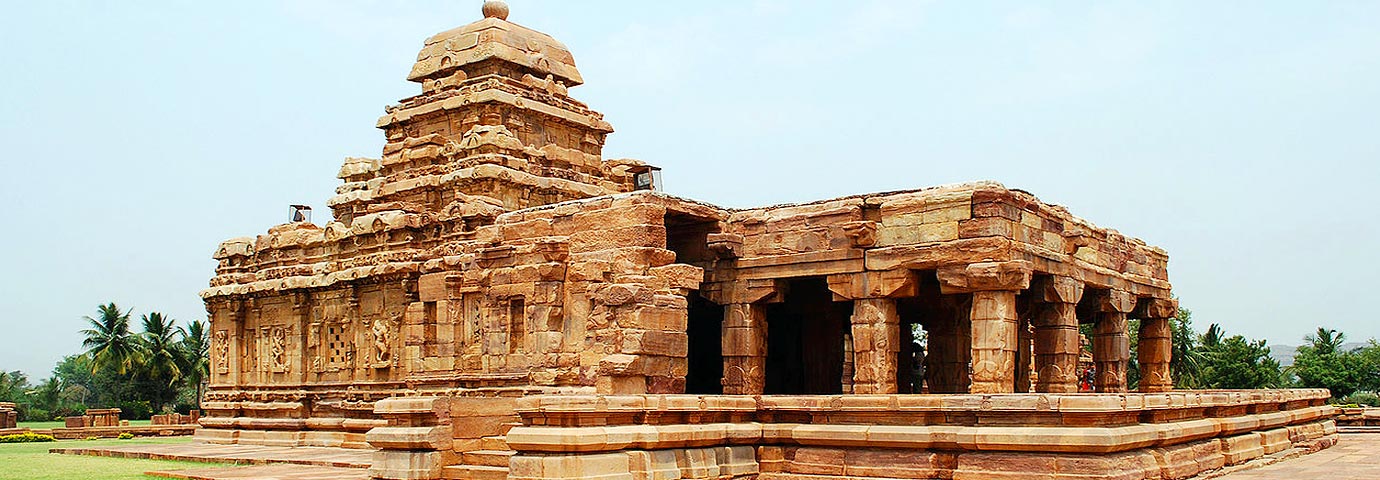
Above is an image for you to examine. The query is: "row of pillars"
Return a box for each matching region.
[714,262,1177,396]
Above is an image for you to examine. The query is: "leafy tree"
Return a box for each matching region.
[81,303,139,375]
[0,370,29,403]
[1359,341,1380,393]
[1292,328,1367,398]
[1198,329,1284,389]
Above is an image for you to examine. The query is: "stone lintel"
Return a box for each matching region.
[827,270,919,301]
[937,261,1033,295]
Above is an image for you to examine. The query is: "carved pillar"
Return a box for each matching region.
[849,298,901,394]
[1092,290,1135,393]
[938,261,1033,394]
[968,291,1019,394]
[721,303,767,395]
[1137,298,1178,393]
[1032,276,1084,393]
[828,270,919,395]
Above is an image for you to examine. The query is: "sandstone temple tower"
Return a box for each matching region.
[200,3,1338,479]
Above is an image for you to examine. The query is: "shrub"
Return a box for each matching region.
[115,400,152,420]
[1338,392,1380,407]
[117,432,134,440]
[19,407,51,423]
[0,433,57,443]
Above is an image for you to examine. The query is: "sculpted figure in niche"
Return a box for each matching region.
[213,330,230,374]
[371,317,392,366]
[270,327,290,373]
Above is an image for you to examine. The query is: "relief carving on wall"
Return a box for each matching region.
[269,326,292,373]
[213,330,230,374]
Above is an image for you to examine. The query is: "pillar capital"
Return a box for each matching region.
[701,278,782,305]
[937,261,1033,295]
[1135,297,1179,319]
[1033,275,1084,305]
[827,270,920,301]
[1093,289,1136,314]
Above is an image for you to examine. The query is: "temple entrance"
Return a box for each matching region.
[765,277,851,395]
[684,294,724,394]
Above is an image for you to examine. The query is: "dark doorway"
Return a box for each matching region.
[685,295,724,394]
[765,278,852,395]
[897,297,928,394]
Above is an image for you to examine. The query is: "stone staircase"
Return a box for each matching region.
[442,435,514,480]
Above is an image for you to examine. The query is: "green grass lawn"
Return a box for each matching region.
[0,437,227,480]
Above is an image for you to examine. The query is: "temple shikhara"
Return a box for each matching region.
[200,3,1337,479]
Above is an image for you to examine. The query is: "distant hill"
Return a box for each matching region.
[1269,342,1370,367]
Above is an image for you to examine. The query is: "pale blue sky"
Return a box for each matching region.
[2,1,1377,379]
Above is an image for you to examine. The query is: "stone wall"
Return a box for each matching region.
[1336,407,1380,426]
[150,411,200,426]
[0,402,16,429]
[65,408,121,428]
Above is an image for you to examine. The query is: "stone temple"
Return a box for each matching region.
[200,3,1338,479]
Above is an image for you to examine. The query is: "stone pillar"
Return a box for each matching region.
[969,291,1019,394]
[1138,298,1178,393]
[1032,277,1084,393]
[705,279,781,396]
[827,271,920,395]
[1092,290,1135,393]
[937,261,1033,395]
[850,298,901,394]
[722,303,767,395]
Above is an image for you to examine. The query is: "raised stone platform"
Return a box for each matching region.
[51,442,373,468]
[146,465,368,480]
[497,390,1337,480]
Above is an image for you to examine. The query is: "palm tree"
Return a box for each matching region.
[1304,328,1345,356]
[139,312,184,414]
[1169,308,1204,389]
[177,319,210,407]
[1200,323,1225,349]
[140,312,184,386]
[81,303,139,374]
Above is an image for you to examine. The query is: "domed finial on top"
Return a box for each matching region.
[482,0,510,20]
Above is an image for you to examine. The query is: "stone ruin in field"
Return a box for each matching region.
[199,3,1339,479]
